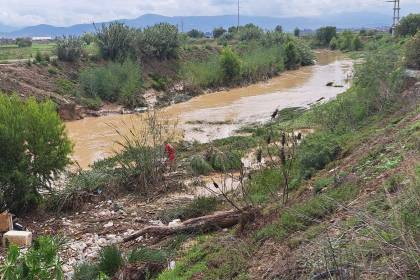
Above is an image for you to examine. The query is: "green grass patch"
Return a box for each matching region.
[255,183,359,241]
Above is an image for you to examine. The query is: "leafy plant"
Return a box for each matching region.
[220,47,241,83]
[396,13,420,36]
[95,22,134,61]
[0,236,64,280]
[56,36,83,62]
[0,95,72,213]
[98,246,124,277]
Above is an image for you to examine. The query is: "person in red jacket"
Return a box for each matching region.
[165,143,176,169]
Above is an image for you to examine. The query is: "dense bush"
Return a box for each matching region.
[98,246,124,277]
[56,36,83,61]
[139,23,179,60]
[213,27,226,38]
[297,132,341,179]
[207,150,242,172]
[0,95,72,213]
[405,31,420,69]
[73,263,100,280]
[79,59,143,107]
[190,156,213,175]
[181,55,222,89]
[239,24,264,41]
[284,41,301,70]
[294,28,300,37]
[15,37,32,48]
[220,47,241,83]
[96,22,134,61]
[316,26,337,46]
[396,13,420,37]
[187,29,204,38]
[240,45,284,81]
[0,236,63,279]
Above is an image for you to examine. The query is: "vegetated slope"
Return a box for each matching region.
[154,37,420,279]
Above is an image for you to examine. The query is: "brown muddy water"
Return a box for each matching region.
[66,51,353,168]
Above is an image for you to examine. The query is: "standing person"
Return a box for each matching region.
[165,142,176,170]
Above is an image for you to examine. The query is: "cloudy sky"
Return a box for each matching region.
[1,0,419,27]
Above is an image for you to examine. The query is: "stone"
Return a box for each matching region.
[168,219,182,227]
[3,231,32,247]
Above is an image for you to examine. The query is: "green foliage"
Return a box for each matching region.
[275,25,283,33]
[316,26,337,46]
[246,168,283,203]
[396,13,420,36]
[80,32,95,45]
[16,37,32,48]
[187,29,204,38]
[220,47,241,83]
[95,22,134,61]
[35,50,43,63]
[294,27,300,37]
[297,132,341,179]
[157,236,251,280]
[313,42,403,133]
[98,246,124,277]
[79,59,143,108]
[181,55,222,89]
[139,23,179,60]
[329,36,338,50]
[239,24,264,41]
[352,36,363,51]
[405,31,420,69]
[0,95,72,213]
[207,150,242,172]
[256,183,358,241]
[190,156,213,175]
[0,236,63,280]
[160,197,219,224]
[56,36,83,62]
[55,78,77,96]
[213,27,226,38]
[73,263,100,280]
[240,45,284,81]
[284,41,301,70]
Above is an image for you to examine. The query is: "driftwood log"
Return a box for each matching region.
[123,208,256,243]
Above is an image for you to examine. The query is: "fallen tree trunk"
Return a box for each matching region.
[123,208,255,243]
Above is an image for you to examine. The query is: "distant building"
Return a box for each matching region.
[31,36,52,41]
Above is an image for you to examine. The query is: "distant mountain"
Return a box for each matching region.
[1,12,392,38]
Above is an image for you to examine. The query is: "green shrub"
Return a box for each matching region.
[160,197,219,223]
[294,28,300,37]
[239,24,264,41]
[138,23,179,60]
[181,54,223,89]
[187,29,204,38]
[315,26,337,46]
[190,156,213,175]
[79,59,143,108]
[95,22,134,61]
[405,31,420,69]
[207,150,242,172]
[329,36,338,50]
[0,95,72,213]
[0,236,63,280]
[213,27,226,38]
[351,36,363,51]
[246,168,283,203]
[297,132,341,179]
[220,47,241,83]
[284,41,301,70]
[56,36,83,62]
[16,37,32,48]
[396,13,420,36]
[128,247,167,264]
[73,263,100,280]
[240,45,284,81]
[98,246,124,277]
[35,50,43,63]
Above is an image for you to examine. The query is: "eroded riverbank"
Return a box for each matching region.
[66,51,352,168]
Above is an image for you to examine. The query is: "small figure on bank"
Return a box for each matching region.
[165,142,176,169]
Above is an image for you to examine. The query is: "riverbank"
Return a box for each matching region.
[66,50,352,168]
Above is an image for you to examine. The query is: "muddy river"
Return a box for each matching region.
[66,51,353,168]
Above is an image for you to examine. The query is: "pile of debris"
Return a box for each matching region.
[0,211,32,250]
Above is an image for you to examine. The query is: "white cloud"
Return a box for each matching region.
[0,0,419,27]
